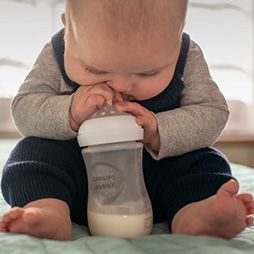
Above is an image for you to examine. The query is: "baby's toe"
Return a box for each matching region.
[246,202,254,214]
[2,207,24,223]
[217,180,239,197]
[236,193,253,203]
[246,216,254,226]
[0,218,9,232]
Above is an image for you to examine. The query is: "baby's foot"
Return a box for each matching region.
[172,180,254,239]
[0,198,72,241]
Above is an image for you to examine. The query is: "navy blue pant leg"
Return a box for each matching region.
[143,147,233,230]
[1,137,88,225]
[1,138,233,230]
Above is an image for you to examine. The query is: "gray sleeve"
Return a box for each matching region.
[11,42,77,140]
[146,40,229,159]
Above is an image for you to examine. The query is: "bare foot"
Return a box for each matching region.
[0,198,72,241]
[171,180,254,239]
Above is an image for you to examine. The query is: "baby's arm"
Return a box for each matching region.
[12,42,122,139]
[11,43,77,139]
[153,40,229,159]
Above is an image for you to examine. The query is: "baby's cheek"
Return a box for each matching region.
[64,56,80,81]
[133,79,164,100]
[64,63,103,86]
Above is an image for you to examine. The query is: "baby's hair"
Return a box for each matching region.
[65,0,188,42]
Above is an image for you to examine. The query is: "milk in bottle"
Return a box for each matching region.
[77,104,153,237]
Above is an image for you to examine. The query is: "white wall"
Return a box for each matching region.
[0,98,20,137]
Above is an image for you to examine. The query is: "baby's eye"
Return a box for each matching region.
[138,71,160,77]
[85,68,107,75]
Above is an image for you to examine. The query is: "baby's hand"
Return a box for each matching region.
[69,83,122,131]
[115,101,160,152]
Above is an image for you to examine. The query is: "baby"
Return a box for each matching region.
[0,0,254,241]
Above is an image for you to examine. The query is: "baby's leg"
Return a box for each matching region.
[0,198,72,241]
[172,180,254,239]
[0,137,89,240]
[143,147,253,238]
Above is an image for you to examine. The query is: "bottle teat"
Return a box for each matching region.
[77,103,144,147]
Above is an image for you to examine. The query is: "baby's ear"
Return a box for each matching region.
[61,13,66,26]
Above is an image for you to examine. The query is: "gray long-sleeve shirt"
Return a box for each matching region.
[11,39,229,159]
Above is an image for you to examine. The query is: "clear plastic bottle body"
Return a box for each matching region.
[82,141,153,237]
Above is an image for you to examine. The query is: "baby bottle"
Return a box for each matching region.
[77,103,153,237]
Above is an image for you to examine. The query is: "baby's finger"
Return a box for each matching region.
[87,84,115,102]
[135,115,147,127]
[115,101,145,117]
[86,94,106,112]
[114,92,123,102]
[136,115,153,129]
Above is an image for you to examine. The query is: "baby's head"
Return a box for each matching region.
[63,0,188,100]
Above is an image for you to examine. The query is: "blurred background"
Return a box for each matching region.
[0,0,254,166]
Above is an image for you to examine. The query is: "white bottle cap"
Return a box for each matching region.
[77,111,144,147]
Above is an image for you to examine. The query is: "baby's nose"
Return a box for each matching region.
[106,79,134,93]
